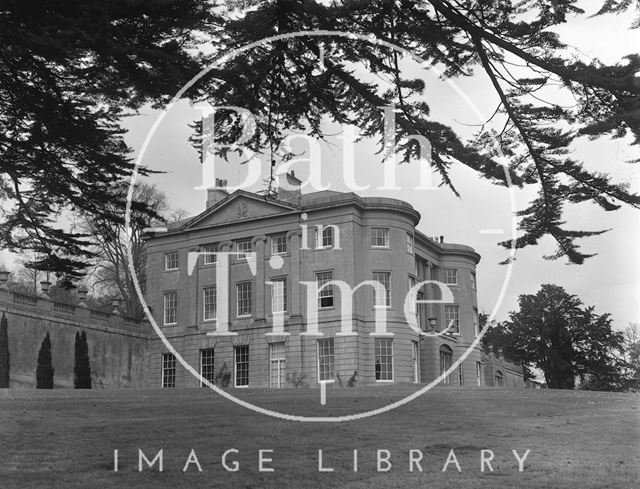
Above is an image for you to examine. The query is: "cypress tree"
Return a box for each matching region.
[74,331,92,389]
[35,333,54,389]
[0,312,9,388]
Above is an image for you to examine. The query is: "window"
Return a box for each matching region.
[234,346,249,387]
[439,345,453,384]
[442,268,457,285]
[375,338,393,381]
[271,234,287,255]
[445,305,460,334]
[203,286,216,321]
[317,338,335,381]
[473,308,479,336]
[316,271,334,308]
[163,291,177,325]
[236,239,252,260]
[371,227,389,248]
[202,244,217,265]
[316,226,335,248]
[408,276,417,315]
[412,340,419,383]
[471,271,477,290]
[407,233,414,254]
[164,251,178,271]
[459,363,464,386]
[495,370,504,388]
[372,271,391,307]
[476,361,483,386]
[162,353,176,388]
[270,277,288,313]
[200,348,215,386]
[270,342,286,388]
[236,281,252,317]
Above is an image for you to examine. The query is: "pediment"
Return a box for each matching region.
[183,191,297,229]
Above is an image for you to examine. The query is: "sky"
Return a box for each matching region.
[2,4,638,330]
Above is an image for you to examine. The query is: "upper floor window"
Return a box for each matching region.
[408,276,417,315]
[163,291,177,325]
[203,286,217,321]
[236,281,252,317]
[316,271,334,308]
[442,268,457,285]
[471,271,477,290]
[164,251,178,271]
[445,304,460,334]
[270,277,288,313]
[315,225,336,249]
[407,233,414,254]
[271,234,287,255]
[202,244,217,265]
[236,239,252,260]
[372,271,391,307]
[371,227,389,248]
[473,308,479,336]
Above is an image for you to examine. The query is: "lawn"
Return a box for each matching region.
[0,386,638,489]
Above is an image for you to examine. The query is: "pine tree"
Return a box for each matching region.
[0,312,10,388]
[74,331,92,389]
[35,333,54,389]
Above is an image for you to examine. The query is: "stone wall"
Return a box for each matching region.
[0,288,151,389]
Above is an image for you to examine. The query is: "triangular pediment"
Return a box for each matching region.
[183,191,298,229]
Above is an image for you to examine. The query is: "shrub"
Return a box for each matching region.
[347,370,358,388]
[214,362,231,387]
[285,372,307,388]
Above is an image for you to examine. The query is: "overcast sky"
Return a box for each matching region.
[2,5,637,330]
[114,7,639,331]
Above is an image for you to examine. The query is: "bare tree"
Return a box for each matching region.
[80,183,169,318]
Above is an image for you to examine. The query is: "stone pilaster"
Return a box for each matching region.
[252,235,267,320]
[287,230,303,318]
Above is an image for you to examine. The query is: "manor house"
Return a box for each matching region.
[143,173,523,389]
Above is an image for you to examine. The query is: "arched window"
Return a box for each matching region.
[495,370,504,388]
[439,345,453,384]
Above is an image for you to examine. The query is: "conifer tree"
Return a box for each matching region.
[74,331,92,389]
[0,312,10,388]
[35,332,54,389]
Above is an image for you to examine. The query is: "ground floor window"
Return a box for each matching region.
[412,340,419,383]
[162,353,176,388]
[317,338,334,381]
[200,348,215,386]
[270,342,286,388]
[439,345,453,384]
[495,370,504,387]
[235,346,249,387]
[375,338,393,381]
[476,361,483,386]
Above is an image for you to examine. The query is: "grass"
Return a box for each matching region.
[0,386,638,489]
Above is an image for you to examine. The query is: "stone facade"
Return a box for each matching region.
[143,181,522,389]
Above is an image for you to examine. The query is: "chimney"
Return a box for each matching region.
[439,235,444,244]
[276,171,302,206]
[206,178,229,209]
[497,347,503,358]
